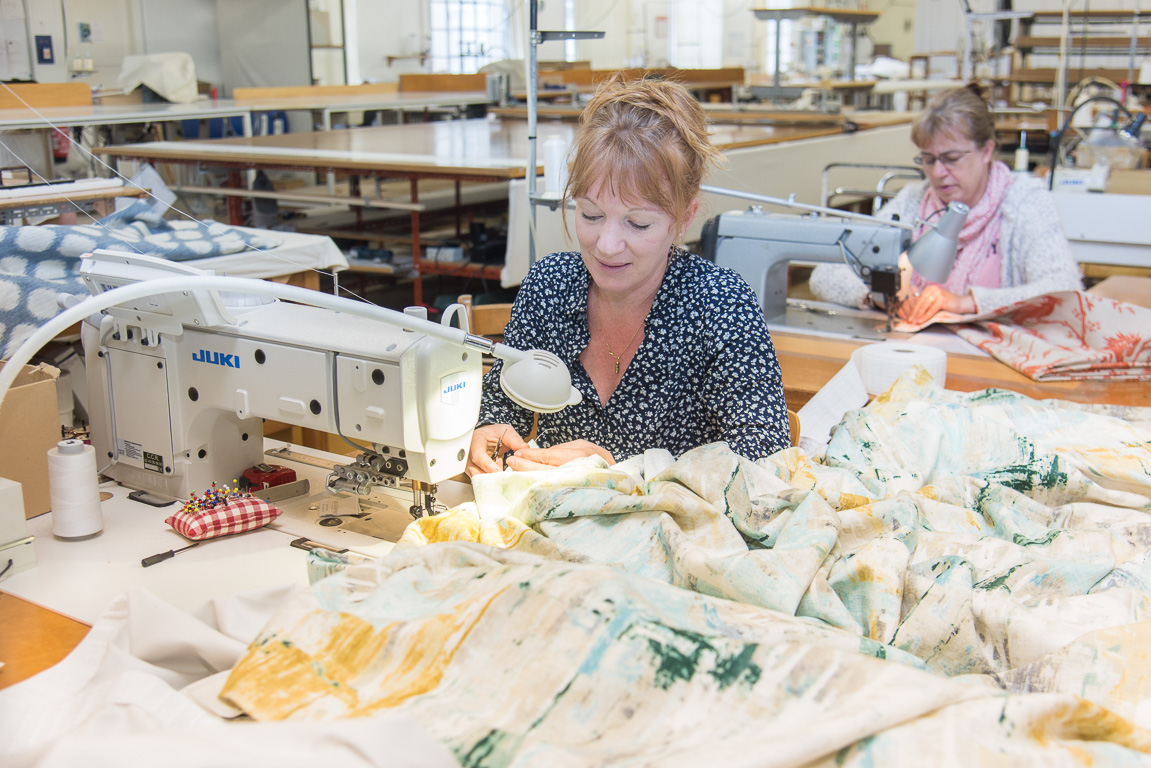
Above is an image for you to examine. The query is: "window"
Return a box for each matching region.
[429,0,511,73]
[669,0,722,69]
[764,18,797,78]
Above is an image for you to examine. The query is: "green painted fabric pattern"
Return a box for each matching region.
[221,375,1151,765]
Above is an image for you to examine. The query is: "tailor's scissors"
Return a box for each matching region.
[490,430,513,469]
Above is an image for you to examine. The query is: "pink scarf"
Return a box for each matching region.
[912,161,1013,294]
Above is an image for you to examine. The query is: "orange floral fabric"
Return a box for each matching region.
[948,291,1151,381]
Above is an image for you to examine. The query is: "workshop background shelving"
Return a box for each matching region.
[1005,9,1151,105]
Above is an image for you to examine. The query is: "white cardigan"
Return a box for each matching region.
[808,174,1083,312]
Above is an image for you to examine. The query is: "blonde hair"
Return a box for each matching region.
[911,84,996,149]
[563,75,724,237]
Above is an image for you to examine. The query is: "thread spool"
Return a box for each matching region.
[48,439,103,540]
[850,342,947,396]
[1014,148,1029,172]
[1014,131,1030,173]
[542,135,568,197]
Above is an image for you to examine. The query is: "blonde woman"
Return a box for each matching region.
[467,77,790,475]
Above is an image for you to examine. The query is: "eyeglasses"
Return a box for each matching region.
[913,149,976,169]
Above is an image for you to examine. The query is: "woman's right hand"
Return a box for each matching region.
[465,424,530,478]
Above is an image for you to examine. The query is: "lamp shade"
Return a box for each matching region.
[907,201,968,283]
[499,349,582,413]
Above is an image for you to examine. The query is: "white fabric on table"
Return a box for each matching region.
[0,585,459,768]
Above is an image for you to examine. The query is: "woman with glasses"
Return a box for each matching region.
[465,76,791,476]
[810,84,1081,325]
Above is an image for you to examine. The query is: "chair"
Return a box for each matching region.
[457,294,513,337]
[820,162,924,212]
[787,409,800,448]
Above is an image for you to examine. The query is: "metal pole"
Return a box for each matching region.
[527,0,540,268]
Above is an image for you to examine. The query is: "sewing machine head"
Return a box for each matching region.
[703,206,910,333]
[702,196,967,338]
[79,251,481,513]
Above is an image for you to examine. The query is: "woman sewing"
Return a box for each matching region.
[466,76,791,476]
[810,84,1082,325]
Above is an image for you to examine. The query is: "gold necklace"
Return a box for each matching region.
[597,308,643,375]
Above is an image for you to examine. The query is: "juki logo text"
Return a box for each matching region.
[192,349,240,368]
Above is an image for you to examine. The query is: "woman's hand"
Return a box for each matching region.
[505,440,615,472]
[897,284,976,325]
[466,424,530,478]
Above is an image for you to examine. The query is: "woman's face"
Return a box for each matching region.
[917,130,995,208]
[575,179,697,300]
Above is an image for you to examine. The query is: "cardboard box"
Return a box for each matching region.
[0,362,61,518]
[1108,170,1151,196]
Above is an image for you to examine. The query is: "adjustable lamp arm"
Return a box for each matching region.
[1048,95,1147,191]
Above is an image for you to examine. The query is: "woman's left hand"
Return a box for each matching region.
[505,440,615,471]
[898,285,976,325]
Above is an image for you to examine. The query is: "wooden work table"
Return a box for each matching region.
[93,118,844,173]
[771,329,1151,411]
[0,591,89,690]
[0,183,148,225]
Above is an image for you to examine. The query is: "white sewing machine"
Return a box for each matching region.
[700,186,968,338]
[76,251,500,518]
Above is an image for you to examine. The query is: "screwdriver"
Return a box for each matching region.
[141,542,200,567]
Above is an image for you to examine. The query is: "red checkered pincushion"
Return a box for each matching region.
[165,483,283,541]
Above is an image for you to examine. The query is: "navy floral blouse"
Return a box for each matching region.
[478,249,791,462]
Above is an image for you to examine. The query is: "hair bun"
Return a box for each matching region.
[964,80,990,104]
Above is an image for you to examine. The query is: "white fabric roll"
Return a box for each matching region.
[850,342,947,396]
[543,135,569,196]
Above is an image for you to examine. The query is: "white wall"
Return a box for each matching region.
[352,1,425,83]
[26,2,69,82]
[914,0,970,58]
[27,0,219,90]
[25,0,130,87]
[138,0,222,87]
[868,0,917,62]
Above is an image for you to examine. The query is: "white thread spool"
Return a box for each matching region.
[1014,147,1030,172]
[543,135,569,197]
[1014,130,1030,173]
[48,439,103,540]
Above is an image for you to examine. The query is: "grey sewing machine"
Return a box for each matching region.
[701,186,968,339]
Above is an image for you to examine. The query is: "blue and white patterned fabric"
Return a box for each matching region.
[0,201,279,357]
[478,248,791,461]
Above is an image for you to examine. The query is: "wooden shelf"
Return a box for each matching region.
[753,6,879,24]
[1006,10,1149,103]
[1028,10,1148,22]
[1001,67,1134,85]
[1015,36,1151,51]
